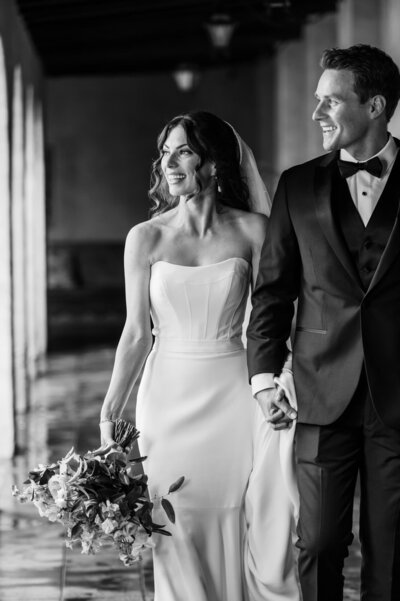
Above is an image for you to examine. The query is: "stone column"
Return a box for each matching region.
[23,88,47,384]
[34,100,47,367]
[24,86,38,381]
[337,0,381,47]
[0,39,14,458]
[12,65,28,415]
[304,13,338,160]
[255,56,278,193]
[270,12,337,181]
[380,0,400,137]
[336,0,400,139]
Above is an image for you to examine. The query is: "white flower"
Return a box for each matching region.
[33,499,49,517]
[101,518,118,534]
[81,529,96,542]
[55,497,68,509]
[12,484,33,503]
[134,526,150,546]
[81,538,101,554]
[34,501,60,522]
[103,500,120,518]
[123,521,139,537]
[48,475,68,501]
[119,551,141,566]
[32,484,51,501]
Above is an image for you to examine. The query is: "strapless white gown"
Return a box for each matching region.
[136,258,299,601]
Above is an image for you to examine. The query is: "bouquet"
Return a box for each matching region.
[12,419,184,566]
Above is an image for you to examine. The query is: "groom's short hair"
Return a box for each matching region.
[320,44,400,122]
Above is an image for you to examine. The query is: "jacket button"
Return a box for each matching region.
[363,239,372,250]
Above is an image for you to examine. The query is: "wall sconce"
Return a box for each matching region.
[268,0,291,6]
[205,13,236,50]
[172,64,200,92]
[264,0,291,15]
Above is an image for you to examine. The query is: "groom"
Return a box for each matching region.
[247,44,400,601]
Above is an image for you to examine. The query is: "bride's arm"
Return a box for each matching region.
[98,224,154,449]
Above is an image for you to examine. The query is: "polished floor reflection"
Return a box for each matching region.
[0,348,361,600]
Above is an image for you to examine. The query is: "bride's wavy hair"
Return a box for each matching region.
[149,111,250,217]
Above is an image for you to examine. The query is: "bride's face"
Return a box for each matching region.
[161,125,215,197]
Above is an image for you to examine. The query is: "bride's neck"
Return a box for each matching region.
[176,192,220,237]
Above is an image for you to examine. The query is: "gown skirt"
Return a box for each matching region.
[135,259,299,601]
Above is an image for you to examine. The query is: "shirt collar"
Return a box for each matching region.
[340,134,398,175]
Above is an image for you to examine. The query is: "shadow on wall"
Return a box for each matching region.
[47,242,126,351]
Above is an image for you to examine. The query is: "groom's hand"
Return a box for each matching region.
[255,387,297,430]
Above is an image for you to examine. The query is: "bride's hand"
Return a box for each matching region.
[255,386,297,430]
[90,421,121,456]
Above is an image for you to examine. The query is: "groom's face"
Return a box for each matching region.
[312,68,372,157]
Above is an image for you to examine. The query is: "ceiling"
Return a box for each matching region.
[16,0,340,77]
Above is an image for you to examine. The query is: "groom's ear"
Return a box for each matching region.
[369,95,386,120]
[210,162,217,177]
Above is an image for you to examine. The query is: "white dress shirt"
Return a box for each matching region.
[340,135,398,225]
[251,135,399,397]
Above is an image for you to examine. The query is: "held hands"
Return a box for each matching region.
[255,386,297,430]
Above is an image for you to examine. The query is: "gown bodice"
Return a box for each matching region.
[149,257,251,348]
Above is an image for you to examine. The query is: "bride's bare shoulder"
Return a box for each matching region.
[125,212,175,259]
[241,210,268,227]
[228,211,268,255]
[231,209,268,235]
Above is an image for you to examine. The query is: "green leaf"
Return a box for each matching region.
[129,456,147,463]
[119,472,130,485]
[75,485,91,499]
[119,500,130,517]
[153,527,172,536]
[71,523,83,538]
[70,499,81,512]
[83,499,98,511]
[161,498,175,524]
[168,476,185,494]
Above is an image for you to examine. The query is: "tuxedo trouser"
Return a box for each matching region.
[295,368,400,601]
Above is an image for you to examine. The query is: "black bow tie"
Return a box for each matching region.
[337,156,383,179]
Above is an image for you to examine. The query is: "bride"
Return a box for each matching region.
[98,111,299,601]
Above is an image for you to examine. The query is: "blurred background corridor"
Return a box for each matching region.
[0,0,399,598]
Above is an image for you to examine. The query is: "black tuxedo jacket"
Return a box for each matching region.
[247,143,400,427]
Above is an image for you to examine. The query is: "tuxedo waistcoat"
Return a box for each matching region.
[332,168,399,290]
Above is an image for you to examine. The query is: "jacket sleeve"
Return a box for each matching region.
[247,171,301,378]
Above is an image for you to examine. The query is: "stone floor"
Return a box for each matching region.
[0,348,361,600]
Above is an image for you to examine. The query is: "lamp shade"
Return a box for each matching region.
[172,65,199,92]
[205,13,236,49]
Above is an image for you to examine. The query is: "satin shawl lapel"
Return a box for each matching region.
[314,152,364,293]
[368,146,400,292]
